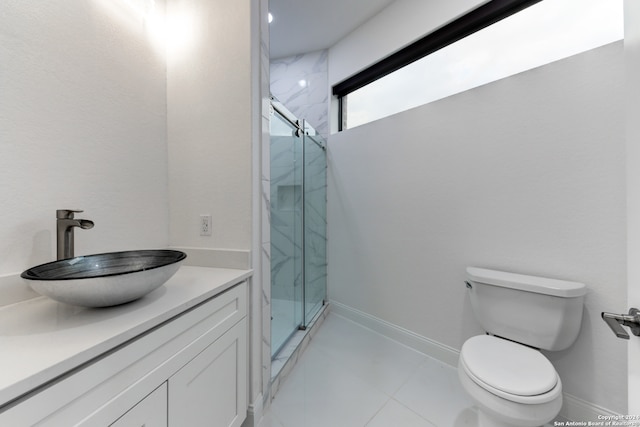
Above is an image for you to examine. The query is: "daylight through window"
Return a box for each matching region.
[338,0,623,130]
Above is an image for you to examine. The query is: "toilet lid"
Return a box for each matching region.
[461,335,558,396]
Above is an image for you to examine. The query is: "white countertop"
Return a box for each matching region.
[0,266,252,407]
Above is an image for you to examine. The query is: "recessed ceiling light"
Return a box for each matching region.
[268,12,273,24]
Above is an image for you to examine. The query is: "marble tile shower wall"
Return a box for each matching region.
[270,50,329,139]
[261,0,272,399]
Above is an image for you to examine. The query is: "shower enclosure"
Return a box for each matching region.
[270,100,327,358]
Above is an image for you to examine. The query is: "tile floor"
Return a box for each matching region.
[259,313,479,427]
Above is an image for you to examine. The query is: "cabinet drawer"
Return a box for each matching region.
[110,383,167,427]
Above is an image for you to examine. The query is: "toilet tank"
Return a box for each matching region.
[466,267,587,351]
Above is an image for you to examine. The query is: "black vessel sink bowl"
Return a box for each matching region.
[21,250,187,307]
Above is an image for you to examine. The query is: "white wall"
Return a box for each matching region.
[327,41,627,414]
[0,1,170,276]
[329,0,487,86]
[167,0,253,257]
[625,0,640,414]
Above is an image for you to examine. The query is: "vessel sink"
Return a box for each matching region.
[21,250,186,307]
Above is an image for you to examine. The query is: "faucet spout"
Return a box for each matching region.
[78,219,95,230]
[56,210,94,260]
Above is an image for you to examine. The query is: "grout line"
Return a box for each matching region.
[362,396,393,427]
[390,397,439,427]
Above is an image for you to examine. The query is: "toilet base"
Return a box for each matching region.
[458,363,562,427]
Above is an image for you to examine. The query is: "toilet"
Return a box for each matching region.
[459,267,586,427]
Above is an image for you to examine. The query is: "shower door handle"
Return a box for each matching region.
[601,308,640,339]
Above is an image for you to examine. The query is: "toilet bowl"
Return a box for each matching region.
[459,267,586,427]
[458,335,562,427]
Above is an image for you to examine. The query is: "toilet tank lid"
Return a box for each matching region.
[466,267,587,298]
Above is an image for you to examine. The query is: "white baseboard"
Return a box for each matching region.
[328,299,622,423]
[329,299,459,367]
[242,392,264,427]
[559,394,622,423]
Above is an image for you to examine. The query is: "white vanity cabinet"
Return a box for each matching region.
[111,383,168,427]
[0,280,248,427]
[168,320,247,427]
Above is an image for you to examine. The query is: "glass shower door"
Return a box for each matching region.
[303,127,327,323]
[270,109,304,356]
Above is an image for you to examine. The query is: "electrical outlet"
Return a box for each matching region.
[200,214,212,236]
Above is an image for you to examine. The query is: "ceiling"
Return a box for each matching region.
[268,0,397,59]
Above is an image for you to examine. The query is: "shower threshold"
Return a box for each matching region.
[269,303,329,401]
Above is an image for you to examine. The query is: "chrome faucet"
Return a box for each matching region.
[56,209,94,260]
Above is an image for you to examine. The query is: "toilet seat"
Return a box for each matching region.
[460,335,562,405]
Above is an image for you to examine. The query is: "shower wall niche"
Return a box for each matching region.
[270,100,327,358]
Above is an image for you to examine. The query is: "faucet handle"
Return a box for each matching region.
[56,209,84,219]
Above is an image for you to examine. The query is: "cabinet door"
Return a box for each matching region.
[110,383,167,427]
[168,319,247,427]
